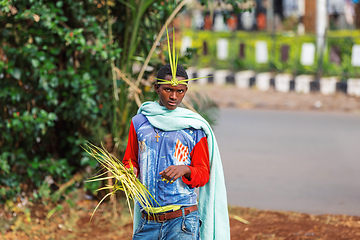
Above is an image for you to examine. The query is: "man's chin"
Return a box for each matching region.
[165,104,178,110]
[166,106,177,110]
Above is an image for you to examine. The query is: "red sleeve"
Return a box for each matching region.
[122,120,139,174]
[182,136,210,188]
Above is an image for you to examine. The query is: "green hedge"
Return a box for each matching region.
[182,29,360,78]
[0,0,223,204]
[0,0,113,201]
[324,31,360,79]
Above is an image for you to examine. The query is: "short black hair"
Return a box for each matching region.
[156,63,188,81]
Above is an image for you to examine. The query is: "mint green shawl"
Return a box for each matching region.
[132,101,230,240]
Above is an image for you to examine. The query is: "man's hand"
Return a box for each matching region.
[159,165,191,184]
[132,167,138,177]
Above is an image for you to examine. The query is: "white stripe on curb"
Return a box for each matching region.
[197,68,213,85]
[214,70,231,85]
[295,75,314,94]
[186,68,358,97]
[320,77,338,95]
[275,73,293,93]
[256,72,272,91]
[234,70,255,88]
[347,78,360,97]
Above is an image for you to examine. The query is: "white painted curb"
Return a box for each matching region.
[295,75,314,94]
[320,77,338,95]
[256,72,272,91]
[186,68,360,98]
[197,68,213,85]
[347,78,360,97]
[275,73,293,93]
[235,70,255,88]
[214,70,231,85]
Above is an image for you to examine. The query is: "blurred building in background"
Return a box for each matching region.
[174,1,360,97]
[179,0,359,33]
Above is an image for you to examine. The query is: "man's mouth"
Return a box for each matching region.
[168,101,177,106]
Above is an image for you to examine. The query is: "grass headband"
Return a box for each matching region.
[155,27,209,86]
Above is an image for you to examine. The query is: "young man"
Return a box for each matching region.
[123,64,230,240]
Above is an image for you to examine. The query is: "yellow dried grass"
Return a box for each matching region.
[82,142,159,221]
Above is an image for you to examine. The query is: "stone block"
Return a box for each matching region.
[275,73,293,93]
[320,76,338,95]
[347,78,360,97]
[295,75,314,94]
[234,70,255,88]
[214,70,231,85]
[196,68,214,85]
[256,72,272,91]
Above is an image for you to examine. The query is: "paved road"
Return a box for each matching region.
[214,108,360,216]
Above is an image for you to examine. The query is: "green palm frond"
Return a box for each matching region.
[82,142,160,221]
[185,94,219,127]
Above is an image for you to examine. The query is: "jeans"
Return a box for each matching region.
[133,208,201,240]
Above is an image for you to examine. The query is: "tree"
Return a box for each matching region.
[0,0,194,202]
[0,0,248,202]
[355,3,360,29]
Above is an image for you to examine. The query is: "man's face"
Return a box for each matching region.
[155,74,188,110]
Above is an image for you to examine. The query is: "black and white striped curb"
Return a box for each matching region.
[186,68,360,97]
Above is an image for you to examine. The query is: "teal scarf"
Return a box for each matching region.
[132,101,230,240]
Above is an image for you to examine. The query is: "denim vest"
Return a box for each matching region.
[132,114,206,209]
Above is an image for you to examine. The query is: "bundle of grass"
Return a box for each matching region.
[82,142,159,220]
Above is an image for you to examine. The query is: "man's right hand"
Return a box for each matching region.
[132,167,138,177]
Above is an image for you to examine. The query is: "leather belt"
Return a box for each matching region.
[142,205,198,222]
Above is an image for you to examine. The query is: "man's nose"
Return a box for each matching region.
[169,91,177,99]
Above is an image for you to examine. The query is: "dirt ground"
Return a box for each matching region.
[2,191,360,240]
[2,86,360,240]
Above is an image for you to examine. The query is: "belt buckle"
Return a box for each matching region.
[155,213,166,223]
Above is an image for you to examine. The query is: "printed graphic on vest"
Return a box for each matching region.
[174,139,189,163]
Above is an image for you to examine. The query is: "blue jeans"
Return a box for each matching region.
[133,208,201,240]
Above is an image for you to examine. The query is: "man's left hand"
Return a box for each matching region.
[159,165,191,184]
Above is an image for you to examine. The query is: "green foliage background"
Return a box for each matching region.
[1,0,246,203]
[184,29,360,78]
[0,0,180,202]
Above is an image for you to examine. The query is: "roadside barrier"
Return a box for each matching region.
[182,31,360,97]
[187,68,360,97]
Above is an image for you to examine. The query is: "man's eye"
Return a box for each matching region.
[165,88,171,92]
[178,90,184,93]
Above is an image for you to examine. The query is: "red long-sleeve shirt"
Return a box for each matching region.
[123,120,210,188]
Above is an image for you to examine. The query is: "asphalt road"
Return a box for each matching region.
[214,108,360,216]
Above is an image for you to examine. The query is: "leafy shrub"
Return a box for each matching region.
[0,0,237,203]
[0,0,112,201]
[325,31,360,79]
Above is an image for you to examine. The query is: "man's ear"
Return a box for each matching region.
[154,83,160,94]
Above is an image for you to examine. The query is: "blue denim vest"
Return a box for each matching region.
[132,114,206,210]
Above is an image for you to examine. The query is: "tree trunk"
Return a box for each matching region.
[104,134,119,218]
[355,3,360,29]
[303,0,317,34]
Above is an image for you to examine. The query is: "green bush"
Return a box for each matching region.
[324,31,360,79]
[0,0,112,201]
[0,0,215,203]
[0,0,255,203]
[182,29,360,77]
